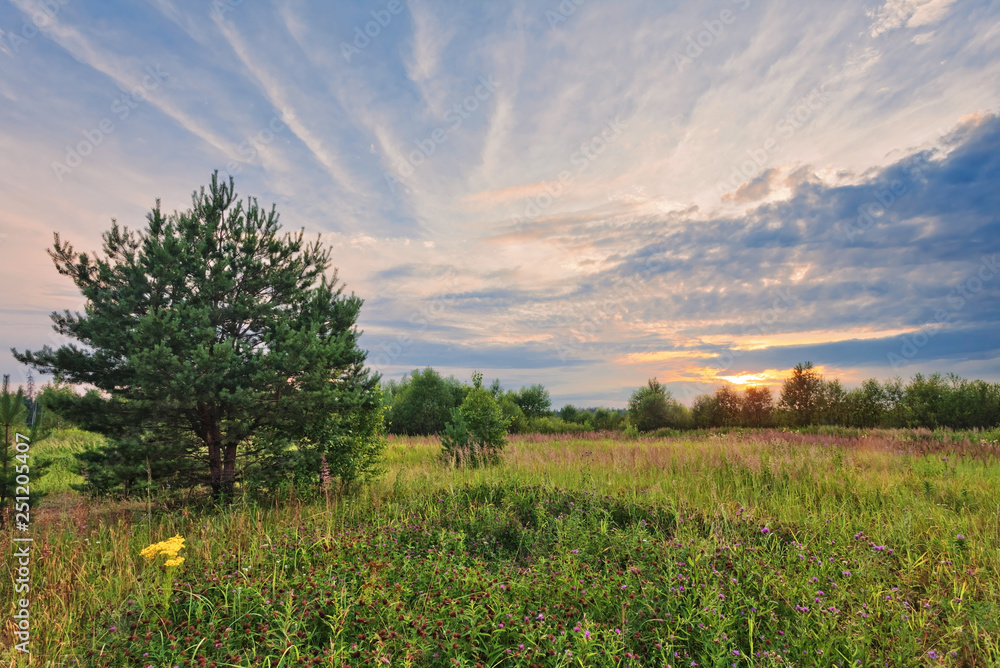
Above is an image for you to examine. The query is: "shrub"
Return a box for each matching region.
[590,407,624,431]
[524,416,592,434]
[441,372,510,466]
[498,395,527,434]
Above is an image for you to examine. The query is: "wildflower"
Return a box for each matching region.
[319,454,333,493]
[140,535,185,563]
[141,535,185,609]
[761,527,771,534]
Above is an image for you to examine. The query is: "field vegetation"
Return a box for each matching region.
[2,427,998,667]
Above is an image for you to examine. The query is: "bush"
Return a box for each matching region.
[246,386,387,498]
[590,407,624,431]
[524,416,592,434]
[441,372,510,466]
[498,395,527,434]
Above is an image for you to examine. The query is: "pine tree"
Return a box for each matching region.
[14,173,383,499]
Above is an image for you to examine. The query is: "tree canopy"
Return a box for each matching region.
[383,367,466,435]
[512,383,552,419]
[777,361,825,427]
[627,378,687,431]
[14,173,383,498]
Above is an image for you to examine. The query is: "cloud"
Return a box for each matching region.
[7,0,235,158]
[2,0,999,407]
[869,0,958,37]
[212,18,360,195]
[721,168,781,203]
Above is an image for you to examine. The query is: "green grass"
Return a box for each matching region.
[31,428,104,496]
[2,430,999,666]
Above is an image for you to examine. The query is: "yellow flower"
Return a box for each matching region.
[163,557,185,568]
[141,535,186,562]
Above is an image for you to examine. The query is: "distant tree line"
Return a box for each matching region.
[383,362,1000,436]
[682,362,1000,431]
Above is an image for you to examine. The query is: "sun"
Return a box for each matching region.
[717,373,770,385]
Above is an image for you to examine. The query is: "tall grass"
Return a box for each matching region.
[1,429,997,666]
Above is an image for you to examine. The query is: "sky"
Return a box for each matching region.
[1,0,998,408]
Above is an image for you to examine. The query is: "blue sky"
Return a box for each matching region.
[1,0,998,407]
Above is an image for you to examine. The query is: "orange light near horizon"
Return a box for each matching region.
[715,367,790,386]
[660,365,832,388]
[717,373,771,385]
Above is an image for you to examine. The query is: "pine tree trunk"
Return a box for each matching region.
[200,404,225,499]
[208,441,222,498]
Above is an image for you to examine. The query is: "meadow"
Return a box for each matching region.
[2,429,999,667]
